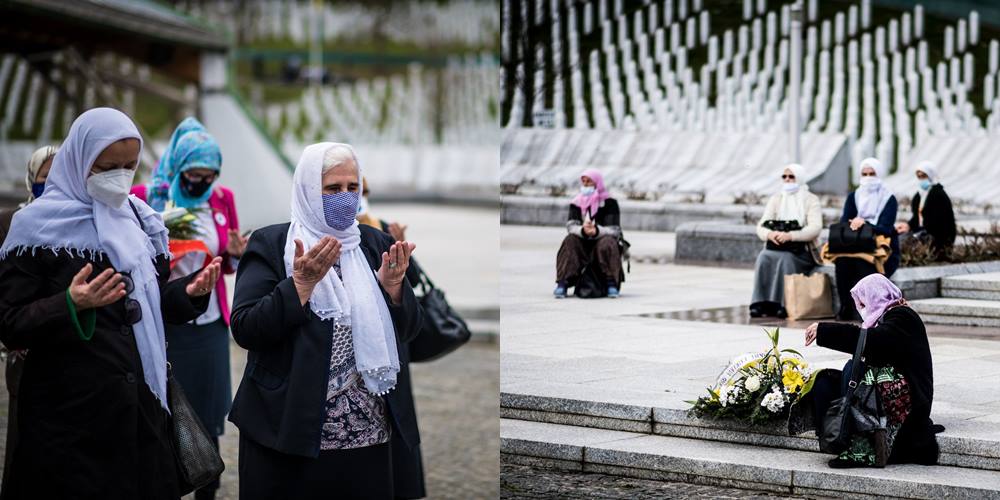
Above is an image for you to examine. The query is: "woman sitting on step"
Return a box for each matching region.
[894,161,956,260]
[805,274,940,468]
[553,169,623,299]
[749,164,823,318]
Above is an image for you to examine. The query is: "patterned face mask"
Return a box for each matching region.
[322,191,360,230]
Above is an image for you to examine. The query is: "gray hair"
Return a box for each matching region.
[322,144,356,173]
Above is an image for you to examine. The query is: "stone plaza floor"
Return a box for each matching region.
[500,224,1000,495]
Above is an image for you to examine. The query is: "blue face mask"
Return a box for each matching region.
[919,179,932,190]
[581,186,596,196]
[31,182,45,199]
[322,191,360,230]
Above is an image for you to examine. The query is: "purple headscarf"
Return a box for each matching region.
[571,168,611,219]
[851,274,907,328]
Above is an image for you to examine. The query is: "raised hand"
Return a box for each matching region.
[388,222,407,242]
[227,229,249,258]
[378,241,416,304]
[69,264,125,310]
[292,237,341,304]
[186,256,223,297]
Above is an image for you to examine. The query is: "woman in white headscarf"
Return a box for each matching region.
[0,108,222,499]
[894,161,956,259]
[749,164,823,318]
[833,157,900,321]
[229,142,423,499]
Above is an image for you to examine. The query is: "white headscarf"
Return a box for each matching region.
[283,142,399,396]
[776,163,810,224]
[854,157,893,224]
[915,161,939,211]
[23,145,57,205]
[0,108,172,410]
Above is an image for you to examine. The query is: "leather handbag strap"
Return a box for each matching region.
[846,328,868,389]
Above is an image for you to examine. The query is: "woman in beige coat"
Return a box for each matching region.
[750,164,823,318]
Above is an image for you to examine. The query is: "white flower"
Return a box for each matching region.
[760,386,786,413]
[718,384,741,407]
[744,375,761,392]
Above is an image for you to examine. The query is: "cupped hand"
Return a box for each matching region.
[378,241,416,287]
[186,257,223,297]
[292,237,341,288]
[69,264,125,310]
[227,229,249,258]
[388,222,407,242]
[894,222,909,234]
[850,217,865,231]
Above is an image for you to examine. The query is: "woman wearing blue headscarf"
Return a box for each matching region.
[132,118,247,500]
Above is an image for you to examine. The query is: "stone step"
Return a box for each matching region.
[500,392,1000,471]
[501,419,1000,499]
[942,272,1000,301]
[909,298,1000,327]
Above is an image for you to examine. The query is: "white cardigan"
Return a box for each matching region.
[755,191,823,243]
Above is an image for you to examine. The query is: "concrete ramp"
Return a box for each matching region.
[200,92,293,230]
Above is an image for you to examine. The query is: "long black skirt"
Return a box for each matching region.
[238,435,393,500]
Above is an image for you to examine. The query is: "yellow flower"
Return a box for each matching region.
[782,369,805,393]
[783,357,805,367]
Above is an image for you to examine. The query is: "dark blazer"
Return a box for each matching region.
[908,185,957,253]
[818,306,938,464]
[0,249,208,499]
[842,192,900,276]
[228,223,424,459]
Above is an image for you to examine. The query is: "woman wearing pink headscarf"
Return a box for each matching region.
[554,169,624,298]
[804,274,940,468]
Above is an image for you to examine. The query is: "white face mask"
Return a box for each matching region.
[86,168,136,208]
[581,186,596,196]
[357,196,370,216]
[782,182,799,193]
[859,176,880,187]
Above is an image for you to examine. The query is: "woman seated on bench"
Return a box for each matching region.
[749,164,823,318]
[553,169,622,299]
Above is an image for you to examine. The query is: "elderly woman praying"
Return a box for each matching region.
[229,142,423,499]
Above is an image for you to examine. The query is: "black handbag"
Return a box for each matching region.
[168,368,225,494]
[818,329,888,456]
[828,222,877,253]
[573,261,607,299]
[409,270,471,362]
[762,220,808,253]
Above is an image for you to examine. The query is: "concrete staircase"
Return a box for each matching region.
[500,392,1000,499]
[910,272,1000,327]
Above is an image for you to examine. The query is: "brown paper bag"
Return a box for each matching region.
[784,273,834,320]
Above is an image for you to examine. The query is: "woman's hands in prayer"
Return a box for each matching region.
[378,241,416,305]
[894,221,910,234]
[69,264,125,310]
[186,257,223,297]
[227,229,249,258]
[849,217,866,231]
[805,322,819,346]
[292,237,342,305]
[582,221,597,237]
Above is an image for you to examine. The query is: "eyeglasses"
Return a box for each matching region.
[860,172,877,177]
[183,172,217,183]
[120,273,142,325]
[781,174,796,180]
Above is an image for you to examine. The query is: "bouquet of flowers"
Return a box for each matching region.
[162,206,212,270]
[688,328,817,426]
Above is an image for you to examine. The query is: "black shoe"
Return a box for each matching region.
[749,305,765,318]
[776,307,788,319]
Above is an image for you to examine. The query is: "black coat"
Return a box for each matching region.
[568,198,621,232]
[0,249,208,499]
[228,223,424,463]
[908,185,957,251]
[817,306,939,464]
